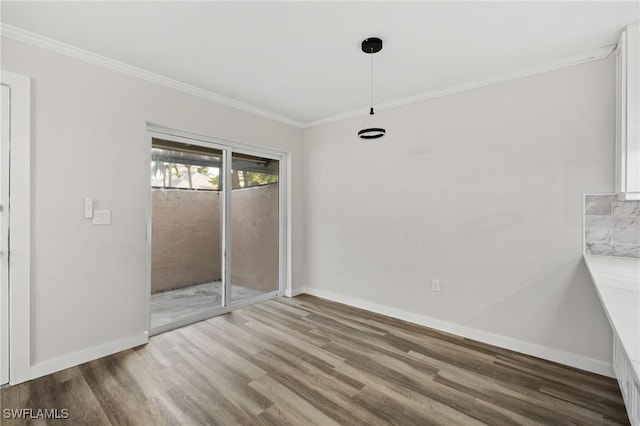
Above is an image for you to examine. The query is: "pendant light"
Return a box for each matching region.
[358,37,386,140]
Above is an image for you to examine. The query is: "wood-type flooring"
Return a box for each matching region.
[0,295,630,425]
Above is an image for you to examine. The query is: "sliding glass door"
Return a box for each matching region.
[148,135,283,334]
[150,139,225,330]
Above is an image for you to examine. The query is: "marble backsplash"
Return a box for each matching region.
[584,194,640,258]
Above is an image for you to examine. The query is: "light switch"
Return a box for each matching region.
[92,210,111,225]
[84,198,93,219]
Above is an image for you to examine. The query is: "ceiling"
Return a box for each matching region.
[1,1,638,126]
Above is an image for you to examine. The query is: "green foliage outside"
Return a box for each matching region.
[152,161,277,190]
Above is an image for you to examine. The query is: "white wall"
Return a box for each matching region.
[1,32,618,380]
[303,57,616,374]
[1,37,304,375]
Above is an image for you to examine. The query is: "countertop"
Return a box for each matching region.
[584,255,640,382]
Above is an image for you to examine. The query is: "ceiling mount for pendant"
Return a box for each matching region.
[361,37,383,54]
[358,37,386,140]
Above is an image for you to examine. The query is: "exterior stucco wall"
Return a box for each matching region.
[151,190,222,293]
[151,184,278,293]
[230,184,279,293]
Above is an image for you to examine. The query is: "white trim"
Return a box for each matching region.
[582,193,586,257]
[146,124,289,335]
[304,45,616,128]
[150,290,282,337]
[0,84,9,386]
[304,287,615,378]
[285,288,305,298]
[624,23,640,194]
[284,153,295,297]
[223,148,232,308]
[0,71,31,386]
[25,334,147,383]
[618,192,640,201]
[616,29,628,194]
[147,123,289,157]
[0,24,303,129]
[615,22,640,200]
[1,23,616,130]
[144,135,153,335]
[279,151,289,298]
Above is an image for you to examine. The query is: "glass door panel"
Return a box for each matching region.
[230,153,279,303]
[150,138,225,330]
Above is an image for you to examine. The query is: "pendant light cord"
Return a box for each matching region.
[370,51,374,113]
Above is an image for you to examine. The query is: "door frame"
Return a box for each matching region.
[0,71,31,386]
[145,123,288,336]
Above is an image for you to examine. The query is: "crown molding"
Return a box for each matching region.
[1,24,615,130]
[0,24,305,128]
[303,44,616,128]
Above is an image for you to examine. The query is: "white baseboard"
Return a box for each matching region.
[14,333,148,385]
[303,287,614,378]
[285,287,305,298]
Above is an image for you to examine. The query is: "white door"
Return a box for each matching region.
[0,84,10,385]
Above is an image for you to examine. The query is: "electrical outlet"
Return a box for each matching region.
[431,279,441,292]
[84,198,93,219]
[92,210,111,225]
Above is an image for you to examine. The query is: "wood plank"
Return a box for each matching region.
[0,294,630,425]
[248,375,341,426]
